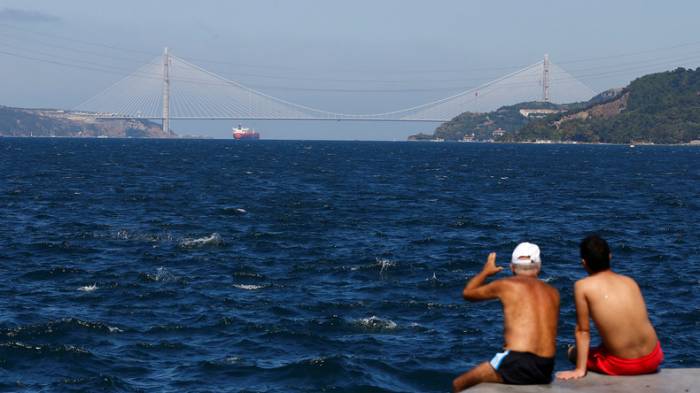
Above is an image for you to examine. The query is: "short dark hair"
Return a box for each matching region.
[580,235,611,272]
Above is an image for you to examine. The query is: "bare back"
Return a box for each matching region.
[577,270,658,358]
[499,276,560,357]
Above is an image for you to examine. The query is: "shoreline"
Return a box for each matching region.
[407,139,700,146]
[1,135,700,145]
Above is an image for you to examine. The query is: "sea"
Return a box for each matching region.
[0,138,698,392]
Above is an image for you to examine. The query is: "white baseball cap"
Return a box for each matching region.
[511,242,541,265]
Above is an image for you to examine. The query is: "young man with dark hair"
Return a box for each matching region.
[579,235,611,272]
[557,235,663,380]
[453,242,560,392]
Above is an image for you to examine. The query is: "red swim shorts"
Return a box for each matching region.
[587,341,664,375]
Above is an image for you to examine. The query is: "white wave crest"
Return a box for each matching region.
[356,315,397,330]
[78,284,98,292]
[110,229,174,242]
[233,271,263,279]
[150,267,177,283]
[223,207,247,215]
[376,257,395,274]
[233,284,263,290]
[179,233,223,248]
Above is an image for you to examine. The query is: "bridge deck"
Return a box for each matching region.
[462,368,699,393]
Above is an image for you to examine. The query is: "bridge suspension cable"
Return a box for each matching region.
[74,49,596,122]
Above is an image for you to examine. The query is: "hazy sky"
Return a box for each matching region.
[1,0,700,139]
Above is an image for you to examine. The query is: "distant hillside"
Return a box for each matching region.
[427,101,567,141]
[0,106,171,138]
[509,67,700,144]
[408,89,629,142]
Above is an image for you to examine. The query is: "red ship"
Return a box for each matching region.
[232,125,260,140]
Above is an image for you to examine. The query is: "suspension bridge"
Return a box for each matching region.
[75,48,596,132]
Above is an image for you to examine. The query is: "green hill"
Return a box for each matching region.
[509,67,700,144]
[429,101,563,141]
[409,96,614,142]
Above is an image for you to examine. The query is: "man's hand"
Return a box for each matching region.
[481,252,503,276]
[556,369,586,380]
[462,252,503,301]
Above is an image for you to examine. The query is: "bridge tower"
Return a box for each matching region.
[162,47,171,134]
[542,53,550,103]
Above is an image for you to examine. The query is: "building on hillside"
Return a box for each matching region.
[519,108,563,118]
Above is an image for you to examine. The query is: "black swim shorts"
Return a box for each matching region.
[489,350,554,385]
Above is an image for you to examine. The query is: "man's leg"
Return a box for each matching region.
[568,345,604,371]
[452,361,503,392]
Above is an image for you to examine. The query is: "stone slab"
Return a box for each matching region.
[463,368,700,393]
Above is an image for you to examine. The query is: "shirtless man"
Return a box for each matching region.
[452,242,560,392]
[557,235,663,380]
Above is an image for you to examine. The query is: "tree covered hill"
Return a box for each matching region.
[430,101,561,141]
[409,93,617,142]
[412,67,700,144]
[508,67,700,144]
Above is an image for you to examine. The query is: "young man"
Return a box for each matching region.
[453,242,560,392]
[557,235,663,380]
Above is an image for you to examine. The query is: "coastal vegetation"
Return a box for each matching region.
[511,67,700,144]
[413,67,700,144]
[424,101,561,141]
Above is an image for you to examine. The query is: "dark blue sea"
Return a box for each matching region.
[0,139,698,392]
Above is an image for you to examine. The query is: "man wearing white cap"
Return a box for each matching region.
[452,242,560,392]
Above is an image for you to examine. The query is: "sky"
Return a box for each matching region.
[1,0,700,140]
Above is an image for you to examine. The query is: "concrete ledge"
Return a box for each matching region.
[464,368,699,392]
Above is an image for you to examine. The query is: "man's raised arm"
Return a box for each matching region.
[462,252,504,301]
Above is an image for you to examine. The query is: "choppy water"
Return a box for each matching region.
[0,139,698,392]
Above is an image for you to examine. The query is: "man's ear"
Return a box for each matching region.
[581,259,592,274]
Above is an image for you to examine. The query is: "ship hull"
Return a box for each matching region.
[232,125,260,140]
[233,132,260,140]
